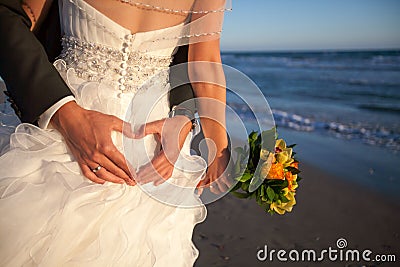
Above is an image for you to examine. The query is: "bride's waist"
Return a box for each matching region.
[58,36,172,93]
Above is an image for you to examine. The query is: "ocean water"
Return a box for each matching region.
[222,50,400,152]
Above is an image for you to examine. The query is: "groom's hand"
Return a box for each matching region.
[51,101,136,185]
[133,116,192,186]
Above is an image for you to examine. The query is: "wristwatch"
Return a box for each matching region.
[169,105,197,130]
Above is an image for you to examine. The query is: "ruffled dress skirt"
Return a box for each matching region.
[0,60,207,267]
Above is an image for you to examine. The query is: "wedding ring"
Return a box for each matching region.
[92,165,102,173]
[210,185,214,188]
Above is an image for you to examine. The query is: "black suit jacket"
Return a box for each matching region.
[0,0,194,124]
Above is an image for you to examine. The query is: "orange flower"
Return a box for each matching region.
[286,172,299,191]
[285,171,294,181]
[290,162,299,169]
[285,172,294,191]
[267,162,285,180]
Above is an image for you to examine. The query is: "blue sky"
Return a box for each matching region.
[220,0,400,51]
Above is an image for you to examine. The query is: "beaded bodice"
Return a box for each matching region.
[58,0,184,93]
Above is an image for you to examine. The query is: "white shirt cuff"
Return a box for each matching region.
[38,96,76,129]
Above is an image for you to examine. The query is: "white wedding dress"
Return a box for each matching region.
[0,0,207,266]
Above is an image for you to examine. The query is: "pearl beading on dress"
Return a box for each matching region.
[118,0,232,14]
[67,0,222,43]
[59,35,172,94]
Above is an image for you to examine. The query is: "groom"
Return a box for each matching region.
[0,0,196,185]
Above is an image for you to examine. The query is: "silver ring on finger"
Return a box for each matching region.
[92,165,102,173]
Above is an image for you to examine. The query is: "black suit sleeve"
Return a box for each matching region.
[0,0,72,124]
[169,45,196,117]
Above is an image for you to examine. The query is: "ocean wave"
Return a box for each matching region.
[345,79,400,88]
[271,108,400,151]
[357,104,400,113]
[225,96,400,152]
[371,55,400,65]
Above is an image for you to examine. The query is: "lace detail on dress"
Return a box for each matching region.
[59,36,172,93]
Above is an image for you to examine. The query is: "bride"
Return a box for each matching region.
[0,0,231,266]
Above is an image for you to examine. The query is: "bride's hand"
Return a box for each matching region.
[132,115,192,186]
[51,101,136,186]
[194,117,233,195]
[196,147,233,195]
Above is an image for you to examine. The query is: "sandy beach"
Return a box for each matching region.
[193,127,400,267]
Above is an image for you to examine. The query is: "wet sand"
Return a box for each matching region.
[194,162,400,267]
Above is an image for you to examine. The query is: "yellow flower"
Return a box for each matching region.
[289,180,298,191]
[270,190,296,215]
[275,139,287,151]
[274,139,294,167]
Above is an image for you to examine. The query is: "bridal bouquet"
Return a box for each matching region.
[229,128,301,215]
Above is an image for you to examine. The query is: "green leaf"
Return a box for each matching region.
[266,179,285,187]
[260,184,265,197]
[274,180,289,188]
[238,173,252,182]
[280,194,290,203]
[241,183,249,192]
[231,191,250,199]
[266,186,275,201]
[229,182,242,192]
[267,209,275,215]
[286,166,301,175]
[249,131,258,142]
